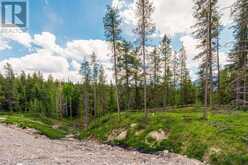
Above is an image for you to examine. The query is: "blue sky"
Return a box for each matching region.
[0,0,112,58]
[31,0,112,41]
[0,0,235,82]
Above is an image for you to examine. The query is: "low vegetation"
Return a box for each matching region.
[1,108,248,164]
[0,113,76,139]
[79,108,248,165]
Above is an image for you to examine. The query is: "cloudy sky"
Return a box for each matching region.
[0,0,236,82]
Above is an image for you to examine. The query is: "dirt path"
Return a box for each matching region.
[0,124,203,165]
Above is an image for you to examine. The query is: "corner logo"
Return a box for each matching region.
[1,0,27,28]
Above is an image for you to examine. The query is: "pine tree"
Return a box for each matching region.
[231,0,248,107]
[160,35,172,108]
[135,0,155,118]
[98,65,107,115]
[3,63,17,112]
[91,52,99,118]
[179,45,191,105]
[172,51,179,106]
[118,40,135,110]
[193,0,219,119]
[150,47,161,86]
[80,59,91,129]
[149,47,162,108]
[103,5,122,119]
[133,48,142,110]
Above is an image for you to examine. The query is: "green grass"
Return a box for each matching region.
[80,107,248,165]
[1,108,248,164]
[0,113,72,139]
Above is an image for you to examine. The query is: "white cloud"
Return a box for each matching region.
[180,35,203,80]
[153,0,194,36]
[0,39,11,51]
[115,0,236,37]
[0,31,113,83]
[112,0,126,8]
[0,53,69,74]
[218,0,236,25]
[180,35,229,80]
[33,32,63,54]
[0,28,32,48]
[64,39,113,81]
[64,40,111,63]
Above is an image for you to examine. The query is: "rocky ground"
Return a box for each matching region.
[0,124,204,165]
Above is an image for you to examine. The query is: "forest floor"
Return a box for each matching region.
[0,123,203,165]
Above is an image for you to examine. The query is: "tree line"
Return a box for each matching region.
[0,0,247,127]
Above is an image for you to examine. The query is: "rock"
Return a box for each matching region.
[108,129,128,141]
[147,129,168,142]
[209,147,221,154]
[159,150,170,156]
[116,130,128,141]
[130,123,137,128]
[52,124,60,129]
[65,134,75,139]
[163,150,169,154]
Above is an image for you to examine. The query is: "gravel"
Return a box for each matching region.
[0,124,204,165]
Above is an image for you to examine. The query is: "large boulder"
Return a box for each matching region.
[147,129,168,142]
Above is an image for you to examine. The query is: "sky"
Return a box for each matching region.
[0,0,236,82]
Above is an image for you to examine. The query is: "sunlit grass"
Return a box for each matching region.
[80,108,248,165]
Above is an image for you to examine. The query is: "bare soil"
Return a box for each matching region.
[0,124,204,165]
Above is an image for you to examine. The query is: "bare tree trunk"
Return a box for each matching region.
[125,51,130,111]
[208,0,213,110]
[244,77,246,107]
[69,96,72,120]
[217,29,221,104]
[93,82,97,118]
[204,62,209,120]
[173,60,177,106]
[113,40,121,120]
[143,43,147,118]
[163,64,167,108]
[65,97,68,117]
[243,66,247,107]
[236,77,240,107]
[135,78,138,109]
[203,0,213,120]
[83,85,89,130]
[141,0,148,119]
[126,78,130,111]
[59,83,63,119]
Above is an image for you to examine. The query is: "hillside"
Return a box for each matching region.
[80,108,248,165]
